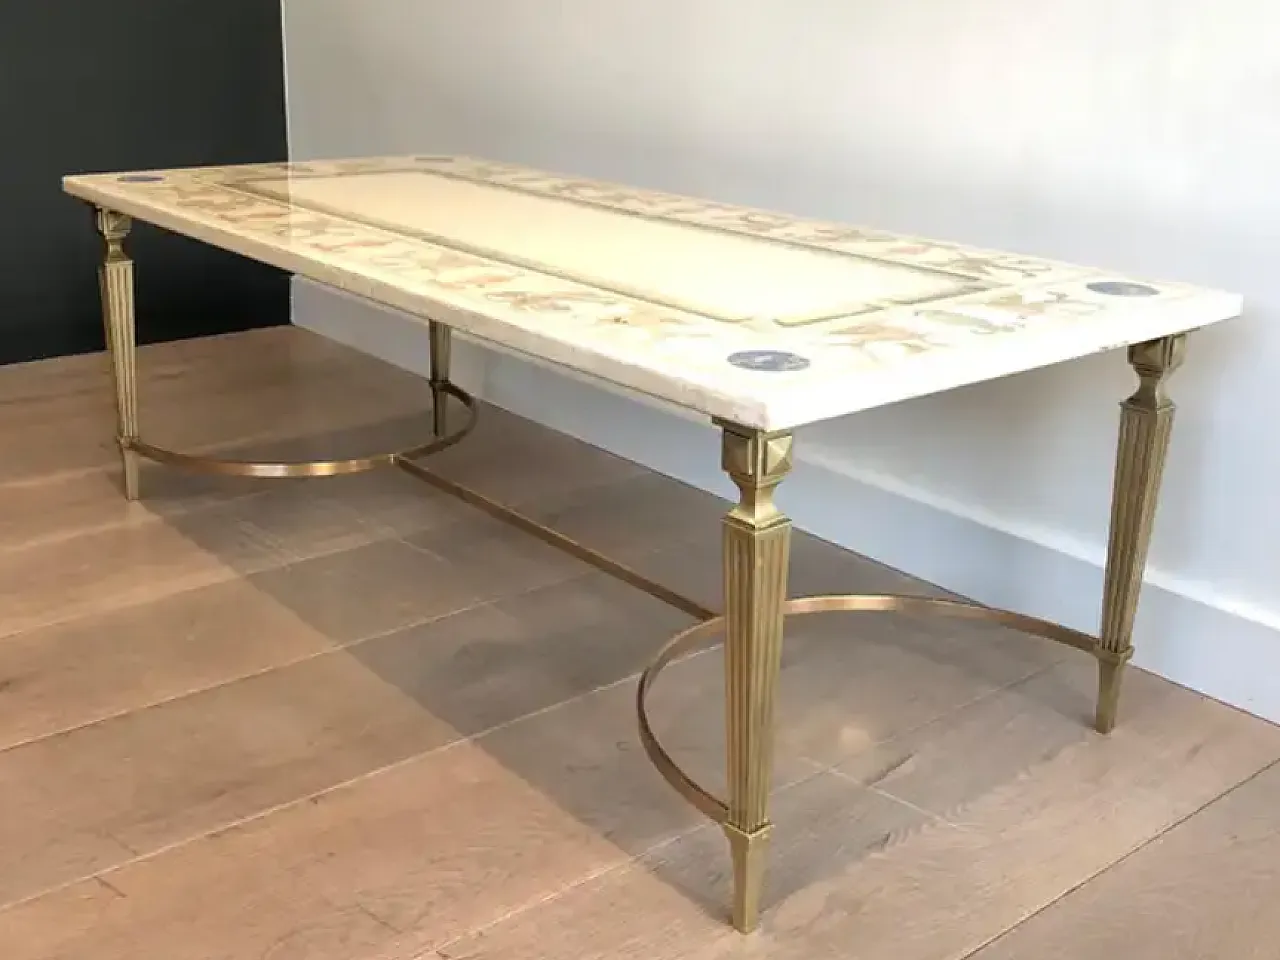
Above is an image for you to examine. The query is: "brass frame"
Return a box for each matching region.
[91,203,1184,935]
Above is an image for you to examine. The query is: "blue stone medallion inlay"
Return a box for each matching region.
[1087,280,1159,297]
[727,350,811,372]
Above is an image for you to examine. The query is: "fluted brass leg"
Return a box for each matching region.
[429,320,452,437]
[95,208,140,500]
[1095,335,1186,733]
[718,421,793,932]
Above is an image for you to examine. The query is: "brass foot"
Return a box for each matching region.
[1094,649,1132,734]
[121,444,141,502]
[1094,335,1185,732]
[724,821,772,933]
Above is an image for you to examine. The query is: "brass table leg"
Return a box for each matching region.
[1095,335,1186,733]
[718,420,793,932]
[95,208,140,500]
[429,320,451,437]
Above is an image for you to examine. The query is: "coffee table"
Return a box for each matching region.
[63,155,1242,932]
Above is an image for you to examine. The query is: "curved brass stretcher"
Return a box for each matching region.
[126,379,478,479]
[637,593,1097,825]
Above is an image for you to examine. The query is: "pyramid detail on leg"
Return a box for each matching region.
[1096,335,1185,733]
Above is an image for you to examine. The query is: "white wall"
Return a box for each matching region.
[282,0,1280,720]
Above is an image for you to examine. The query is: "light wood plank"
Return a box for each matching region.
[432,770,931,959]
[0,578,336,750]
[0,517,276,641]
[0,552,676,909]
[0,864,400,960]
[0,645,454,908]
[0,460,482,646]
[0,481,408,642]
[969,759,1280,960]
[698,661,1280,957]
[0,464,258,556]
[0,739,652,960]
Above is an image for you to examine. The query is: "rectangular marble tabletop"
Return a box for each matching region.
[63,156,1243,431]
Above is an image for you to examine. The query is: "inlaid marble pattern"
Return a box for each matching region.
[63,155,1242,430]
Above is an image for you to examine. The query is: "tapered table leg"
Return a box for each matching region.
[95,208,140,500]
[1096,334,1186,733]
[429,320,452,437]
[718,421,793,932]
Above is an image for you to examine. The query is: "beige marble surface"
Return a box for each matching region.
[64,156,1242,430]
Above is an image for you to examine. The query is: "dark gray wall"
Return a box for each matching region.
[0,1,290,366]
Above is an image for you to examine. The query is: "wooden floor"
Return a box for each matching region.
[1,326,1278,960]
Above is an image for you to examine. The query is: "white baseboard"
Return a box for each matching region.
[293,277,1280,724]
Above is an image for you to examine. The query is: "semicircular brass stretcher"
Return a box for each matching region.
[636,592,1096,823]
[124,381,477,478]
